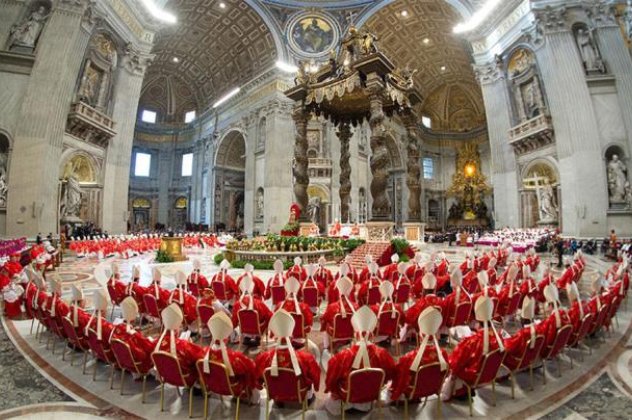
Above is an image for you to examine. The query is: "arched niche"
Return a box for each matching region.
[257,117,266,151]
[0,132,11,211]
[6,0,52,53]
[214,130,246,232]
[505,47,548,125]
[131,197,152,231]
[520,158,561,228]
[76,31,120,114]
[59,152,102,228]
[604,144,631,209]
[307,184,330,229]
[255,187,264,221]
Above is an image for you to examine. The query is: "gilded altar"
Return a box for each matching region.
[447,143,491,224]
[159,237,187,262]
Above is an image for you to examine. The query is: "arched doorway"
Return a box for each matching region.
[520,159,560,228]
[131,197,152,231]
[174,196,188,229]
[307,184,330,232]
[0,133,10,235]
[214,130,246,232]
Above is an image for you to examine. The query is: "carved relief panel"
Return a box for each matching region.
[506,48,548,124]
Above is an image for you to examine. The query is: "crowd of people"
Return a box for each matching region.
[66,233,222,258]
[2,239,628,417]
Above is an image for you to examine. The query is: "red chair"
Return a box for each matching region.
[394,283,411,304]
[86,327,119,387]
[270,286,286,306]
[151,351,196,416]
[143,294,162,324]
[462,348,505,416]
[445,301,472,328]
[340,368,385,420]
[46,315,67,354]
[504,293,522,319]
[197,360,246,420]
[196,303,215,343]
[605,295,623,332]
[401,362,448,418]
[211,281,228,301]
[503,334,545,392]
[290,312,307,341]
[540,324,573,382]
[263,367,310,420]
[367,286,381,306]
[328,314,354,353]
[60,316,89,372]
[588,303,610,336]
[237,309,266,348]
[567,313,595,360]
[374,310,401,355]
[111,339,151,402]
[301,286,320,312]
[188,282,200,297]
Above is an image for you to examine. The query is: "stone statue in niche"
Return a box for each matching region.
[0,151,7,209]
[522,81,542,119]
[60,176,83,222]
[538,183,558,223]
[607,154,629,204]
[255,189,264,220]
[625,1,632,41]
[308,196,321,224]
[9,5,50,51]
[78,66,102,107]
[575,27,606,74]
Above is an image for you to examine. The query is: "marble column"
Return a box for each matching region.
[367,74,391,220]
[337,122,352,223]
[401,111,421,221]
[292,105,310,222]
[101,46,151,233]
[242,113,256,236]
[6,0,92,236]
[534,9,608,236]
[474,59,519,228]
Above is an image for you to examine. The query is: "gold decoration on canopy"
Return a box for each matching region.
[447,143,491,222]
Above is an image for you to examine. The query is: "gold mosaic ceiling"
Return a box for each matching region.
[141,0,278,115]
[363,0,485,129]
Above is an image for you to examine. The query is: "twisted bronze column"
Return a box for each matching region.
[292,106,310,221]
[402,111,422,221]
[367,76,391,220]
[337,122,352,223]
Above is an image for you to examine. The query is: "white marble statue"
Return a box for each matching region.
[608,154,629,204]
[61,176,83,220]
[538,183,558,223]
[0,152,7,208]
[625,1,632,41]
[576,28,605,74]
[255,189,264,219]
[308,196,321,224]
[9,6,50,50]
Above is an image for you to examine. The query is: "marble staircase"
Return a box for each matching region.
[346,242,391,269]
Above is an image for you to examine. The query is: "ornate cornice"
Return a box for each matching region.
[533,5,569,34]
[473,56,504,85]
[122,42,154,76]
[584,1,617,28]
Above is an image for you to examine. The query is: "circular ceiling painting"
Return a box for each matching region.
[288,13,338,57]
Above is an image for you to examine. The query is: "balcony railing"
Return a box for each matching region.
[508,114,554,155]
[66,101,116,147]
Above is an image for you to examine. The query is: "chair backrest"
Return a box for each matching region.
[473,348,505,387]
[518,334,545,370]
[211,281,227,300]
[544,324,573,360]
[238,309,262,336]
[367,286,381,306]
[60,316,81,344]
[332,314,354,340]
[591,304,610,334]
[394,283,411,304]
[86,327,115,364]
[375,310,400,337]
[111,338,142,374]
[151,351,188,387]
[197,304,215,327]
[271,286,286,305]
[574,312,595,345]
[302,286,319,307]
[448,300,472,327]
[188,282,200,297]
[143,294,161,318]
[346,368,385,404]
[506,292,522,316]
[290,312,306,339]
[407,362,447,400]
[263,367,307,403]
[196,359,236,397]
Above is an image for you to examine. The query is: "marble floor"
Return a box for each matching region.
[1,245,632,419]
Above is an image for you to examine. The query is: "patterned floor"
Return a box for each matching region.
[1,246,632,419]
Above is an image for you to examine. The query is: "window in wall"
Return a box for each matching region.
[422,116,432,129]
[423,157,434,180]
[141,109,157,124]
[185,110,196,123]
[181,153,193,177]
[134,152,151,177]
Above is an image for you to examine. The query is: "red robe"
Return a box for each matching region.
[155,335,206,385]
[390,345,449,401]
[325,343,396,401]
[275,299,314,332]
[369,302,405,327]
[107,276,128,305]
[449,329,504,384]
[320,299,359,333]
[168,289,198,325]
[231,296,272,333]
[540,309,571,357]
[357,277,383,306]
[382,263,399,282]
[334,264,359,284]
[503,320,549,370]
[186,271,209,296]
[326,281,357,304]
[264,273,286,301]
[210,271,238,300]
[556,267,575,289]
[406,264,425,286]
[298,276,325,301]
[110,324,155,372]
[286,265,307,282]
[442,287,472,327]
[405,294,444,328]
[314,266,333,288]
[204,347,258,396]
[236,274,266,298]
[255,347,321,392]
[462,270,479,294]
